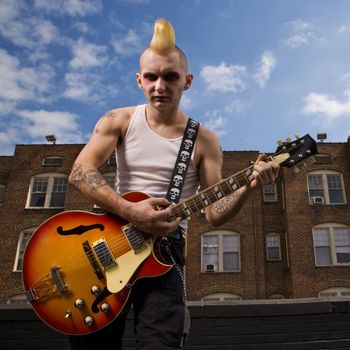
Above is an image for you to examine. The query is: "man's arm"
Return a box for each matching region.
[196,127,279,227]
[69,108,180,235]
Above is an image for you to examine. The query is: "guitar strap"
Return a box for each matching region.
[165,117,200,204]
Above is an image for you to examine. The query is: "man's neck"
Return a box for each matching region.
[145,104,187,138]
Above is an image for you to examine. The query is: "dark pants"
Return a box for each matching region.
[69,236,188,350]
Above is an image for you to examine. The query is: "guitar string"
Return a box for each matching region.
[171,140,307,217]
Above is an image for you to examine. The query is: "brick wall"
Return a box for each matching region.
[0,140,349,304]
[1,299,350,350]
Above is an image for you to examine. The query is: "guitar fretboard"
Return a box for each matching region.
[169,164,256,221]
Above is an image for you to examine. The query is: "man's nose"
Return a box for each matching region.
[155,77,166,91]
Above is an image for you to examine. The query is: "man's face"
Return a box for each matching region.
[136,49,192,111]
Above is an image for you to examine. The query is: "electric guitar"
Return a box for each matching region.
[22,134,318,335]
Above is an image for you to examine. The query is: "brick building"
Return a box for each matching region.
[0,136,349,308]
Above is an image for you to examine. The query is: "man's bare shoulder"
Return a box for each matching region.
[193,123,222,167]
[197,123,220,148]
[100,106,136,123]
[94,106,137,136]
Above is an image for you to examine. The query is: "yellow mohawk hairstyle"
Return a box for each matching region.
[149,18,176,54]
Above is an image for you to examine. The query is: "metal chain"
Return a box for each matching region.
[163,238,187,303]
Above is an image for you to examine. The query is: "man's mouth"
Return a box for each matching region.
[153,95,169,101]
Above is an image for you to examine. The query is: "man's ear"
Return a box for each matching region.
[184,74,193,90]
[136,73,142,89]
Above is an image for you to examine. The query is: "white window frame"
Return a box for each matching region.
[265,233,281,261]
[313,223,350,266]
[307,171,346,205]
[201,230,240,272]
[201,292,242,301]
[26,173,68,209]
[268,294,285,299]
[42,156,63,167]
[263,184,277,202]
[318,287,350,297]
[13,227,35,272]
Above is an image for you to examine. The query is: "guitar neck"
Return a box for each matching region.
[169,163,256,221]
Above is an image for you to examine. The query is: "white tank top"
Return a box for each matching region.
[116,104,199,202]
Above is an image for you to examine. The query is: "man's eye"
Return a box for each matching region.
[143,73,158,81]
[164,72,180,82]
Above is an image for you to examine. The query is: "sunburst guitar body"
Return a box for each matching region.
[22,192,173,335]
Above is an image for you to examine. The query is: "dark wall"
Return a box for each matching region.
[1,299,350,350]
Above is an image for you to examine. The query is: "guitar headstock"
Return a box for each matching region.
[272,134,318,168]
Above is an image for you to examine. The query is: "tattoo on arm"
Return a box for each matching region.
[213,193,238,213]
[70,163,83,189]
[70,163,108,192]
[94,111,117,134]
[83,169,108,192]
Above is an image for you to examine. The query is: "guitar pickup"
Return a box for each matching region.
[92,238,117,271]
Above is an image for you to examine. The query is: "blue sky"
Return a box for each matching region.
[1,0,350,155]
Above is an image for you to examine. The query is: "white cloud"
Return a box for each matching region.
[283,19,321,49]
[0,127,21,155]
[69,38,108,69]
[224,99,249,114]
[34,0,102,16]
[0,1,60,49]
[200,62,246,93]
[0,49,54,103]
[111,30,144,57]
[302,91,350,125]
[16,109,86,143]
[254,51,276,88]
[63,71,118,103]
[204,111,228,136]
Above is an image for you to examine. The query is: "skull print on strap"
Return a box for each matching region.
[166,118,199,204]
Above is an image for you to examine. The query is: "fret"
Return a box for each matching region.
[169,165,256,221]
[199,192,210,207]
[242,168,254,184]
[182,201,193,217]
[228,176,239,191]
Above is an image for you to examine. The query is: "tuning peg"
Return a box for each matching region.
[294,134,300,140]
[277,140,283,146]
[286,137,292,143]
[293,166,300,173]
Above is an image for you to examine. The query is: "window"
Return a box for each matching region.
[7,294,29,304]
[0,184,5,207]
[42,156,63,166]
[103,172,116,189]
[201,292,242,301]
[268,294,285,299]
[26,173,68,208]
[313,154,331,164]
[13,228,35,271]
[263,184,277,202]
[265,233,281,260]
[307,171,346,205]
[202,230,240,272]
[319,287,350,297]
[313,224,350,266]
[107,152,116,166]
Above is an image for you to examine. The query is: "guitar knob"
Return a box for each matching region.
[101,303,110,313]
[65,311,72,319]
[74,298,85,308]
[84,316,95,326]
[91,285,101,295]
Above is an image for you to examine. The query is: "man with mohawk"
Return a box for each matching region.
[69,18,279,349]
